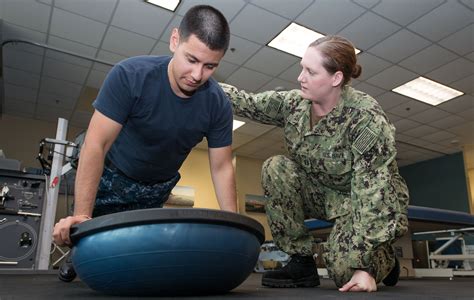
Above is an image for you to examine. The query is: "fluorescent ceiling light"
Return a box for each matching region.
[145,0,180,11]
[268,23,361,58]
[392,77,463,106]
[233,120,245,131]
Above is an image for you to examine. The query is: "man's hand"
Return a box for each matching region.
[339,269,377,292]
[52,215,91,247]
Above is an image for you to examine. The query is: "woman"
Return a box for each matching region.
[220,35,409,292]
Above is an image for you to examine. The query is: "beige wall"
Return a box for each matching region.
[235,156,272,241]
[462,144,474,214]
[0,114,84,168]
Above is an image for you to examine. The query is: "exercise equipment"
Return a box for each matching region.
[70,208,265,296]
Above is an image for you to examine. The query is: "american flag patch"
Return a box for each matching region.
[265,98,282,118]
[353,127,378,154]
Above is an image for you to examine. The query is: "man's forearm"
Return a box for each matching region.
[73,144,107,217]
[211,163,237,212]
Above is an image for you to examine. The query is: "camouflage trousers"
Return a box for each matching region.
[92,164,180,217]
[262,155,395,287]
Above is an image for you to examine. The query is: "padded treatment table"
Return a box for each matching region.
[304,205,474,233]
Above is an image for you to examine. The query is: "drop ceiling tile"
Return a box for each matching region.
[353,82,386,97]
[372,0,444,26]
[387,100,432,118]
[37,91,76,110]
[3,67,40,90]
[2,0,51,32]
[244,47,298,76]
[46,36,98,68]
[50,8,107,47]
[437,94,474,113]
[102,26,156,57]
[375,92,411,110]
[35,105,72,122]
[296,0,365,34]
[3,48,43,74]
[421,130,457,143]
[457,107,474,121]
[366,65,417,90]
[408,1,473,41]
[395,133,415,143]
[150,41,172,56]
[236,121,275,137]
[258,78,299,93]
[213,61,240,82]
[232,132,256,149]
[86,70,108,89]
[230,5,289,44]
[250,0,312,19]
[263,127,285,141]
[43,58,90,84]
[460,0,474,9]
[4,84,38,103]
[398,44,457,74]
[158,16,182,43]
[403,124,439,138]
[96,50,128,66]
[41,77,82,99]
[112,0,173,39]
[439,24,474,56]
[386,112,402,123]
[451,74,474,95]
[407,107,451,123]
[222,35,261,65]
[70,111,93,129]
[430,114,466,129]
[467,52,474,61]
[2,22,46,55]
[278,62,301,82]
[392,118,420,132]
[446,121,474,139]
[226,68,272,92]
[55,0,117,23]
[356,52,391,81]
[352,0,379,9]
[426,57,474,84]
[337,12,400,49]
[367,29,431,63]
[176,0,246,21]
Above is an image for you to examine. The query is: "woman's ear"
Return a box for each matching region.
[332,71,344,87]
[169,28,180,53]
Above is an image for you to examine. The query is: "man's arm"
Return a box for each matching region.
[208,146,237,212]
[52,110,122,246]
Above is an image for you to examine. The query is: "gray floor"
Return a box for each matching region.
[1,271,473,299]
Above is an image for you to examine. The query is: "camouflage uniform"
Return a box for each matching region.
[93,164,180,217]
[220,83,409,287]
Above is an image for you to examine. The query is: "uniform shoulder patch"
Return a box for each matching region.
[353,127,378,154]
[264,96,283,118]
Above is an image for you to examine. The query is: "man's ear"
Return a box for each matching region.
[332,71,344,87]
[169,28,179,53]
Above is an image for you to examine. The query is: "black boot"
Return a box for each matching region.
[262,255,320,288]
[382,258,400,286]
[58,253,77,282]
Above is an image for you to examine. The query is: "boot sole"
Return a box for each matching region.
[262,274,320,288]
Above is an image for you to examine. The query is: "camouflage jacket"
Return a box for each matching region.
[221,83,409,268]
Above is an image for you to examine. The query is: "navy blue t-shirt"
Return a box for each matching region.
[93,55,233,182]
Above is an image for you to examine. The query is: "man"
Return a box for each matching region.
[53,5,236,282]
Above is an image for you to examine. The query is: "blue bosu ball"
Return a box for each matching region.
[70,208,265,296]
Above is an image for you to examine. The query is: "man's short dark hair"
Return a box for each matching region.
[179,5,230,52]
